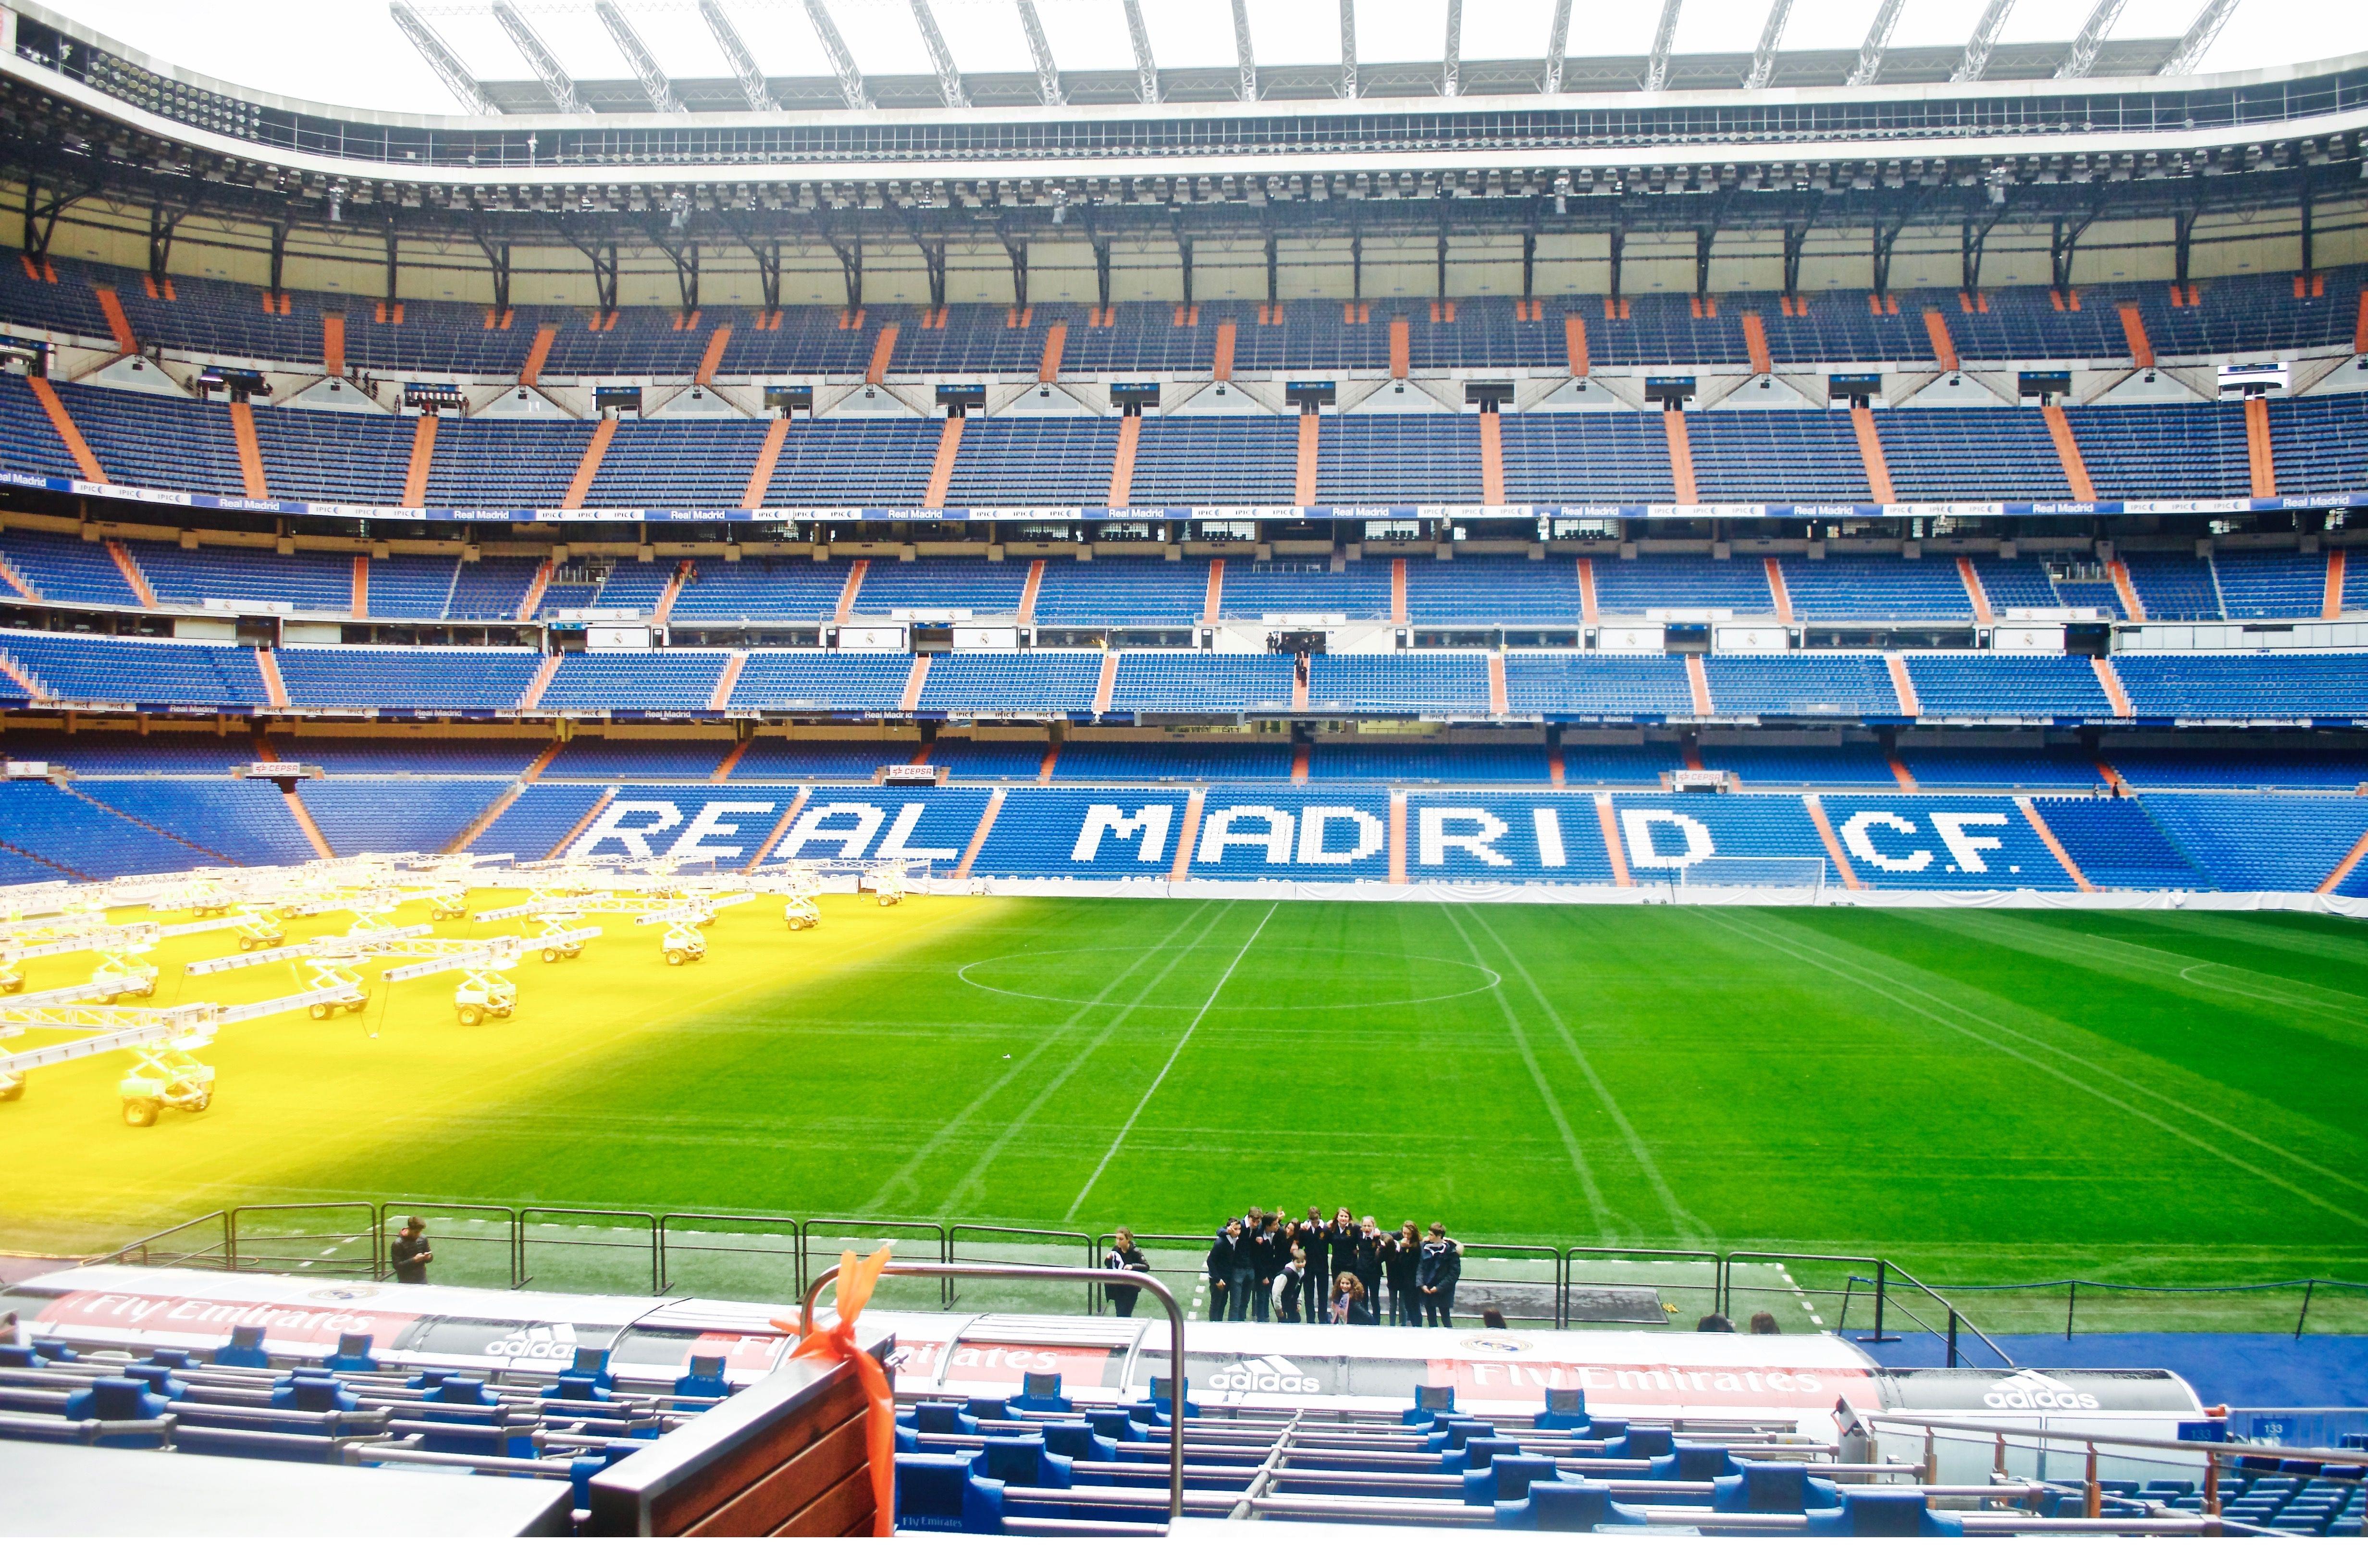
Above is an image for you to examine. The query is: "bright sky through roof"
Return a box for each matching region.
[36,0,2368,116]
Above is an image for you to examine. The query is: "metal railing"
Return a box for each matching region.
[84,1200,2368,1357]
[1927,1275,2368,1340]
[799,1260,1187,1526]
[1848,1405,2368,1532]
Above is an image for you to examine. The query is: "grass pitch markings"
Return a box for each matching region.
[1434,905,1619,1240]
[856,900,1233,1218]
[930,905,1282,1219]
[1064,902,1277,1223]
[1888,908,2368,1032]
[1870,908,2368,1191]
[2111,910,2368,971]
[1464,906,1714,1248]
[1700,909,2368,1231]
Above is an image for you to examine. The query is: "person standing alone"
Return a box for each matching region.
[1104,1228,1150,1318]
[390,1217,433,1285]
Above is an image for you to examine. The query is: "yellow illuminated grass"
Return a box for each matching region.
[0,889,1007,1256]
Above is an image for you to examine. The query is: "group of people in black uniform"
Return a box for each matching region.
[1101,1207,1468,1327]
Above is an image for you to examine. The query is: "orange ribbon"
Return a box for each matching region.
[774,1243,898,1536]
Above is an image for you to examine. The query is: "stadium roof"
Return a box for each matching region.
[27,0,2341,122]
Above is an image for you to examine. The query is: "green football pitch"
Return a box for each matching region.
[6,893,2366,1334]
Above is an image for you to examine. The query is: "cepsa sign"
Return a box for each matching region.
[32,1290,419,1352]
[1432,1356,1877,1411]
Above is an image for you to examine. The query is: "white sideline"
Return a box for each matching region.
[919,878,2368,919]
[1064,901,1277,1222]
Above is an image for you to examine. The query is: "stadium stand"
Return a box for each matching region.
[2139,794,2368,891]
[1873,409,2074,502]
[1689,412,1870,504]
[270,735,548,774]
[1896,655,2115,720]
[1700,656,1903,719]
[0,729,261,773]
[1557,741,1688,786]
[0,629,268,706]
[1781,556,1970,621]
[728,653,915,711]
[920,653,1102,711]
[857,559,1031,617]
[1502,655,1693,718]
[1126,417,1298,505]
[930,737,1049,779]
[1402,556,1586,623]
[1700,743,1899,789]
[0,777,231,878]
[1307,744,1549,784]
[1027,558,1211,627]
[1220,559,1392,619]
[1053,743,1293,782]
[1891,743,2111,791]
[0,527,143,607]
[1110,654,1295,713]
[537,738,738,780]
[2104,744,2368,792]
[274,647,540,711]
[1498,412,1677,504]
[301,779,508,855]
[2113,653,2368,719]
[2030,796,2213,890]
[1591,557,1771,615]
[72,779,318,864]
[730,737,917,779]
[538,652,731,713]
[1306,654,1493,714]
[668,557,849,624]
[467,783,614,860]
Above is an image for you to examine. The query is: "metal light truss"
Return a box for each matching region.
[909,0,969,110]
[491,0,586,114]
[1848,0,1908,89]
[1745,0,1793,92]
[803,0,873,111]
[2056,0,2130,81]
[1543,0,1572,95]
[594,0,683,114]
[0,986,363,1077]
[1644,0,1682,93]
[1232,0,1256,103]
[1337,0,1357,100]
[1015,0,1063,106]
[390,1,500,117]
[1123,0,1160,106]
[698,0,778,112]
[2160,0,2240,76]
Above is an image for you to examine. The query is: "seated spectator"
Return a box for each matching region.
[1696,1312,1736,1333]
[1749,1311,1781,1334]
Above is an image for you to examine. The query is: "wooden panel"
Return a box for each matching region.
[641,1375,865,1536]
[778,1464,876,1538]
[687,1409,869,1537]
